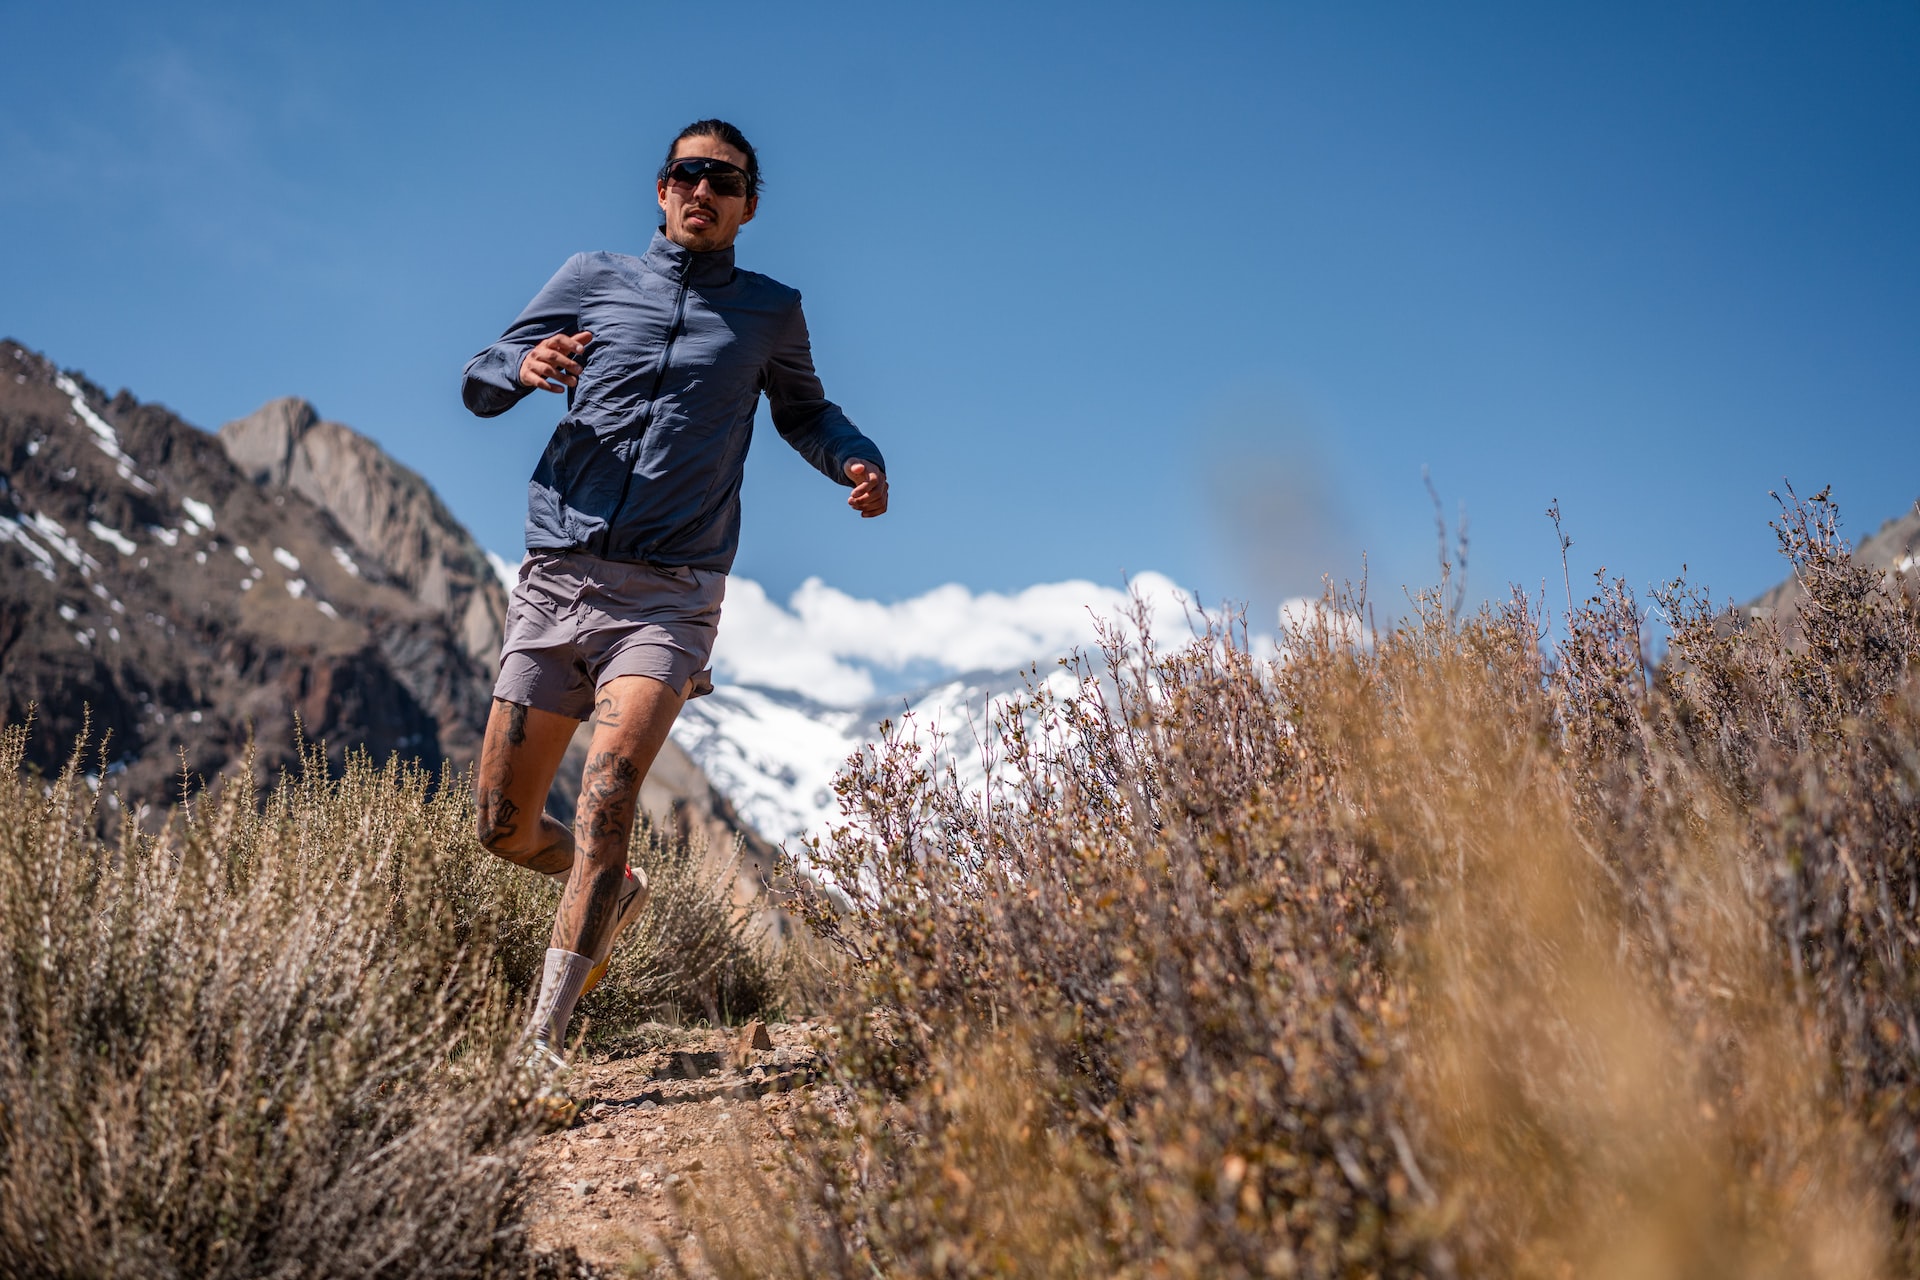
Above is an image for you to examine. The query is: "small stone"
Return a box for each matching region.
[637,1099,658,1111]
[614,1178,640,1194]
[596,1207,612,1219]
[685,1157,703,1172]
[772,1047,795,1068]
[734,1020,773,1065]
[573,1179,597,1197]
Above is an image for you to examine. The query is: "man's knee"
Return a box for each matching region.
[474,784,526,855]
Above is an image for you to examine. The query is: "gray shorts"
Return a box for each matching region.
[493,549,725,720]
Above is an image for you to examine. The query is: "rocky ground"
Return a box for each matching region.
[521,1021,836,1277]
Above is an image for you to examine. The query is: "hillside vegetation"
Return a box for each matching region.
[4,488,1918,1279]
[0,734,770,1278]
[722,488,1919,1279]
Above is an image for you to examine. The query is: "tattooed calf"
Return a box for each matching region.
[577,750,642,848]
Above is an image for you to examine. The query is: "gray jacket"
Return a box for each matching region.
[463,229,885,571]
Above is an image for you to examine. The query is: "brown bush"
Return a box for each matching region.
[0,735,547,1278]
[712,488,1917,1279]
[0,726,774,1278]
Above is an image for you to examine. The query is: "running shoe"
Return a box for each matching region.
[580,866,649,996]
[518,1041,583,1131]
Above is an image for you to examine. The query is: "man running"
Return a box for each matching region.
[462,119,887,1118]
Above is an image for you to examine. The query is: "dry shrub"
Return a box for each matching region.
[712,488,1918,1279]
[0,725,774,1278]
[0,735,547,1279]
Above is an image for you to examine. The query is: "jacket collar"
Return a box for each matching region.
[643,227,736,287]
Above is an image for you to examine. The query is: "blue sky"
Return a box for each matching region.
[4,0,1916,634]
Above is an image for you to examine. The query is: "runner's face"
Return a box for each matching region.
[657,136,758,251]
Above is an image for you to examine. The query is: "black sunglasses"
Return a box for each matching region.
[661,156,751,199]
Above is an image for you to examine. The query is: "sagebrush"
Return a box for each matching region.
[0,731,773,1278]
[707,488,1917,1280]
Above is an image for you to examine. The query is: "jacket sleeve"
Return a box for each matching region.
[765,293,885,485]
[461,254,585,418]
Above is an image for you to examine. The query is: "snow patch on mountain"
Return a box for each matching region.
[88,521,136,555]
[0,515,58,580]
[673,665,1088,846]
[54,373,156,495]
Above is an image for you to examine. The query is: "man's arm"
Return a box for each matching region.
[462,254,587,418]
[765,294,887,505]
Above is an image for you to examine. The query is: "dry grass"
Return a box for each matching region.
[708,488,1918,1279]
[0,728,776,1278]
[8,487,1916,1279]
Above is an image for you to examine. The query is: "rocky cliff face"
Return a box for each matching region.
[218,397,507,670]
[0,340,486,814]
[0,340,766,868]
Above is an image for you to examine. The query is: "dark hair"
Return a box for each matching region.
[659,119,760,199]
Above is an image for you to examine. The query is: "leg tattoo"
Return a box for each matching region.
[557,749,642,954]
[476,786,521,847]
[578,750,641,843]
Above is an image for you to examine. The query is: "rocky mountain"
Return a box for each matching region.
[674,666,1076,848]
[0,340,763,868]
[219,396,509,672]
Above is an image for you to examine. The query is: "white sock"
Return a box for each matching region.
[527,948,595,1051]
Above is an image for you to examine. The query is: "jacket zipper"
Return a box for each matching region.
[598,259,692,558]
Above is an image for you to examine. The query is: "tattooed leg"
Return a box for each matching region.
[474,697,578,875]
[550,674,688,955]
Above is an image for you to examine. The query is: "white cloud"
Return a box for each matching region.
[486,549,521,592]
[709,571,1202,706]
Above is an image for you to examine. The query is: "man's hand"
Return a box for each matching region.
[845,460,888,518]
[519,331,594,392]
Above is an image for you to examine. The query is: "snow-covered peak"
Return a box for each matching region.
[672,663,1089,848]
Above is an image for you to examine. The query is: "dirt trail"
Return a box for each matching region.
[520,1021,833,1275]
